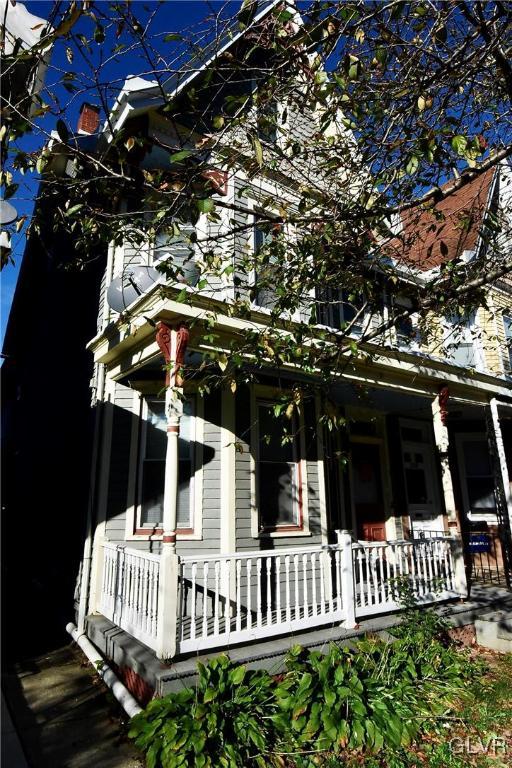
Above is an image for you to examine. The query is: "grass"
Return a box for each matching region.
[352,650,512,768]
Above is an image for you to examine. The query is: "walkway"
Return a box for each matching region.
[1,644,143,768]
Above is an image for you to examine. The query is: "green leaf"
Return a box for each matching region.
[169,150,194,163]
[251,135,263,167]
[406,155,420,175]
[230,665,246,685]
[451,135,467,156]
[203,686,217,703]
[196,198,215,214]
[66,204,83,217]
[164,33,183,42]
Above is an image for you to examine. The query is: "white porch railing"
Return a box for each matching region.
[178,544,348,653]
[99,535,461,656]
[353,538,457,618]
[100,543,160,651]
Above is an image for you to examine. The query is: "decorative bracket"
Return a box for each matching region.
[156,321,190,387]
[438,385,449,426]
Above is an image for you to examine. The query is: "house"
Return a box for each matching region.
[4,0,512,692]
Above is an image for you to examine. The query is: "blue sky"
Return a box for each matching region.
[1,0,243,347]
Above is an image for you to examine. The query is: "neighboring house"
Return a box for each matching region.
[0,0,52,255]
[1,113,105,658]
[3,1,512,690]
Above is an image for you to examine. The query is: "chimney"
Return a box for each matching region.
[77,103,100,135]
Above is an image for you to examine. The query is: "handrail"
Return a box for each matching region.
[103,541,161,563]
[179,543,331,564]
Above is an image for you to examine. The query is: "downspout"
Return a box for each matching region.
[77,360,105,633]
[66,623,142,718]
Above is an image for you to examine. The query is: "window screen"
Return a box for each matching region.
[258,403,299,529]
[253,221,279,308]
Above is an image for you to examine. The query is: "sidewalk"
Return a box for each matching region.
[2,644,144,768]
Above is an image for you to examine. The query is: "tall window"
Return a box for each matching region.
[252,218,280,309]
[444,312,477,368]
[257,402,301,531]
[139,397,196,530]
[257,99,278,143]
[503,315,512,373]
[153,216,199,286]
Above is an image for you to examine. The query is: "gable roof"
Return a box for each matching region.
[390,167,496,271]
[104,0,286,139]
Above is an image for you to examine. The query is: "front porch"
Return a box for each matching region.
[98,532,464,658]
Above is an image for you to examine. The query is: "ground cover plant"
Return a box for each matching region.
[128,607,512,768]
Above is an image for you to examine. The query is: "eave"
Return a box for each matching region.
[86,285,512,404]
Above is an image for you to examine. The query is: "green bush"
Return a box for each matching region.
[128,608,479,768]
[128,654,277,768]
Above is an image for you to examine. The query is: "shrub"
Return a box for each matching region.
[128,654,277,768]
[128,609,480,768]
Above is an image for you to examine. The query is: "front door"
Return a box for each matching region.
[402,443,443,536]
[351,442,386,541]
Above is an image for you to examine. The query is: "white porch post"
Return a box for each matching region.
[155,322,189,661]
[431,387,458,526]
[489,398,512,520]
[337,530,357,628]
[432,387,467,598]
[488,398,512,586]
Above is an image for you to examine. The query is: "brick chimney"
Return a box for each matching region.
[77,103,100,135]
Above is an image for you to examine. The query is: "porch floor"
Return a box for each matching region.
[86,583,512,698]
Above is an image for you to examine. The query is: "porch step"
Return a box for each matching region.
[474,610,512,653]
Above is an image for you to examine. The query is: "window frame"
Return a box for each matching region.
[315,287,368,336]
[250,388,310,538]
[442,311,483,370]
[503,315,512,374]
[454,432,497,524]
[250,207,284,311]
[125,388,204,541]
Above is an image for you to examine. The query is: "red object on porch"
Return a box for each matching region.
[361,522,387,542]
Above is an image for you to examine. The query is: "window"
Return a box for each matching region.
[256,98,278,143]
[138,397,196,531]
[256,402,302,531]
[393,295,420,348]
[444,312,477,367]
[316,287,365,335]
[153,217,199,286]
[456,436,496,521]
[503,315,512,373]
[252,218,281,309]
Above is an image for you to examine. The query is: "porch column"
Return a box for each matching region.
[489,399,512,519]
[431,386,458,527]
[155,322,189,661]
[488,398,512,585]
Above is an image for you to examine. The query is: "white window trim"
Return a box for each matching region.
[250,388,310,538]
[502,314,512,375]
[454,432,498,524]
[247,198,300,320]
[124,391,204,541]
